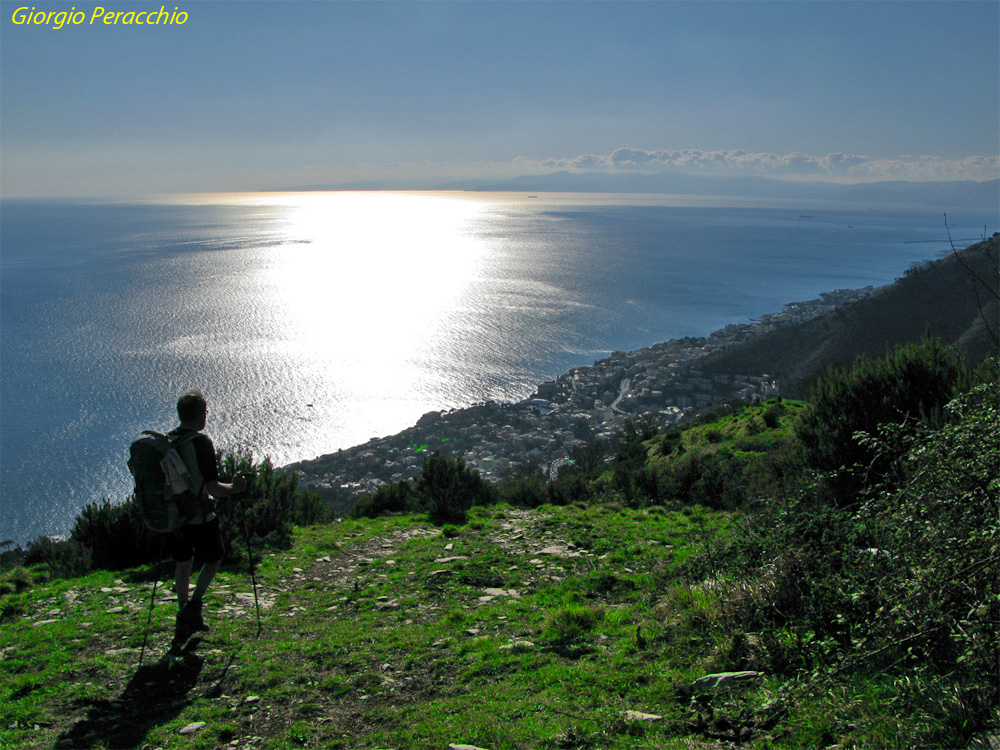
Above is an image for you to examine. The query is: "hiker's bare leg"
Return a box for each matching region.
[191,558,221,603]
[175,557,194,609]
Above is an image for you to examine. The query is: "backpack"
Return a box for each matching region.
[128,430,204,532]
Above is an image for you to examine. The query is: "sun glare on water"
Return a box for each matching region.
[209,191,498,436]
[265,192,489,340]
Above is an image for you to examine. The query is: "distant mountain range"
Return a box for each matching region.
[276,173,1000,210]
[448,173,1000,209]
[699,234,1000,396]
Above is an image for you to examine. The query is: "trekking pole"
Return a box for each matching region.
[138,536,165,668]
[236,473,263,638]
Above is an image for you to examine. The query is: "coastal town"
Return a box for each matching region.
[286,287,873,513]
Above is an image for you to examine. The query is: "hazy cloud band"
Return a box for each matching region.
[531,148,1000,182]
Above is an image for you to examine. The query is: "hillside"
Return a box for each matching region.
[3,358,996,749]
[699,235,999,396]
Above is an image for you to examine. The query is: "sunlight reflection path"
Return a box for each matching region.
[238,192,496,450]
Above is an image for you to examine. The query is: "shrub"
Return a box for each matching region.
[560,439,608,478]
[720,368,998,744]
[23,536,92,579]
[498,461,549,508]
[71,498,159,569]
[217,450,331,559]
[352,453,503,521]
[610,415,666,507]
[796,336,972,503]
[546,474,594,506]
[853,378,1000,743]
[500,474,549,508]
[351,481,413,519]
[762,401,785,429]
[614,414,661,470]
[413,451,498,524]
[612,462,663,508]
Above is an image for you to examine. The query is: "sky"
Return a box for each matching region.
[1,0,998,198]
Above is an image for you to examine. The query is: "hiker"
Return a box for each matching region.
[166,389,247,639]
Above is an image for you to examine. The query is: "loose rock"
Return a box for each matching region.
[623,710,662,722]
[499,640,535,651]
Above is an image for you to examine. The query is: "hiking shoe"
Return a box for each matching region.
[179,599,209,633]
[173,612,194,645]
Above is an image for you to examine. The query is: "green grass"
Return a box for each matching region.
[2,490,992,748]
[1,504,755,749]
[660,398,806,456]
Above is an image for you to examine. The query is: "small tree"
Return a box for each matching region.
[414,451,497,524]
[351,481,413,519]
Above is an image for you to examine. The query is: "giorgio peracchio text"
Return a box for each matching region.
[11,6,188,28]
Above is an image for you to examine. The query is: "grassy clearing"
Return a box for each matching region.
[2,503,769,749]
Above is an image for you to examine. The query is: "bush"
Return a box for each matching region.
[351,453,500,523]
[546,474,594,506]
[762,401,786,429]
[796,336,972,503]
[609,415,666,507]
[351,481,413,519]
[217,450,331,559]
[559,439,608,479]
[853,378,999,743]
[614,414,661,471]
[71,498,159,569]
[413,451,498,524]
[720,368,998,745]
[500,474,549,508]
[23,536,93,580]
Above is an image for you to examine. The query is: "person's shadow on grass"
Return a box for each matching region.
[54,640,204,749]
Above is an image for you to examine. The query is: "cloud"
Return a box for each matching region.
[524,148,999,182]
[269,148,998,195]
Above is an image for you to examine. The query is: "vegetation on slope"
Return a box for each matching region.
[2,339,997,749]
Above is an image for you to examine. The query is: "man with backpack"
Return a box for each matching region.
[164,389,247,640]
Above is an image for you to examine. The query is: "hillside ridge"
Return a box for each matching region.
[699,234,999,394]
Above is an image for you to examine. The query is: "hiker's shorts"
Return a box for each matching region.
[164,517,225,564]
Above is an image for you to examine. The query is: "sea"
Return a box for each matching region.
[1,191,994,545]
